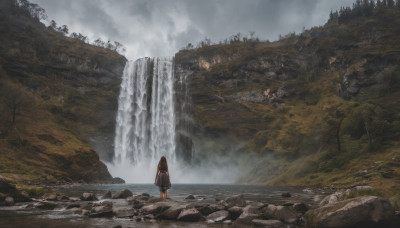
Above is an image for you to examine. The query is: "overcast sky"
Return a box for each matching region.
[31,0,354,60]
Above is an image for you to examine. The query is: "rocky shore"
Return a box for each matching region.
[1,177,399,228]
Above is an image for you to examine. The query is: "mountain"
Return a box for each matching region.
[175,3,400,193]
[0,0,126,184]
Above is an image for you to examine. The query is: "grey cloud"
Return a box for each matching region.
[30,0,354,60]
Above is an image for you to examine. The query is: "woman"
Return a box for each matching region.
[154,156,171,201]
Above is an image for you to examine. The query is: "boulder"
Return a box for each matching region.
[225,194,246,207]
[5,196,14,206]
[141,202,171,214]
[264,204,298,224]
[112,189,133,199]
[306,196,394,228]
[89,205,113,218]
[206,210,229,222]
[132,200,144,209]
[102,190,112,199]
[281,192,291,198]
[185,194,195,200]
[293,202,309,214]
[36,201,58,210]
[66,203,80,209]
[243,205,261,214]
[42,193,58,201]
[113,207,136,218]
[320,186,376,207]
[57,195,69,201]
[158,204,188,219]
[177,208,202,222]
[233,210,259,225]
[228,206,243,220]
[252,219,285,228]
[81,192,97,201]
[197,204,218,216]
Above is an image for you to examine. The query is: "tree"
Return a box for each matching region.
[0,81,34,135]
[58,25,69,35]
[48,20,57,30]
[93,38,105,47]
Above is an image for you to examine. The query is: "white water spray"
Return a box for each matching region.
[107,57,242,184]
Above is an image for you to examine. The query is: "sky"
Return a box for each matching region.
[30,0,354,60]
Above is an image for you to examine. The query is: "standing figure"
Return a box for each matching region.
[154,156,171,201]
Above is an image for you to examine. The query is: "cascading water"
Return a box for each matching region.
[108,56,240,184]
[109,57,177,183]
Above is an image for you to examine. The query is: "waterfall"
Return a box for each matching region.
[110,57,177,183]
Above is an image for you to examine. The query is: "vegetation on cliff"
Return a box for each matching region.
[0,0,126,184]
[175,1,400,194]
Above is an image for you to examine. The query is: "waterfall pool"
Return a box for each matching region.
[0,184,333,228]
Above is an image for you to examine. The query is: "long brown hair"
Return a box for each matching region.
[158,156,168,172]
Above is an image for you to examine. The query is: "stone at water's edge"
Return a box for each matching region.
[228,206,243,220]
[224,194,246,207]
[252,219,285,228]
[113,207,136,218]
[81,192,97,201]
[206,210,229,222]
[177,208,202,222]
[263,204,298,224]
[102,190,112,199]
[157,204,188,220]
[141,202,171,214]
[112,189,133,199]
[306,196,394,228]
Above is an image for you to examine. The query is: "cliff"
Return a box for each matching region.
[175,5,400,192]
[0,1,126,184]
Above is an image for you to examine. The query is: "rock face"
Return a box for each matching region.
[307,196,394,228]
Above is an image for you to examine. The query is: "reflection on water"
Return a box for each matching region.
[0,184,331,228]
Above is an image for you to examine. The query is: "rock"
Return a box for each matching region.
[81,192,97,201]
[141,202,171,214]
[319,190,345,207]
[177,208,202,222]
[113,207,136,218]
[113,225,122,228]
[197,204,218,216]
[102,190,112,199]
[223,220,232,224]
[42,193,58,201]
[158,204,187,219]
[282,202,293,206]
[68,207,82,215]
[112,189,133,199]
[206,210,229,222]
[36,201,58,210]
[5,196,14,206]
[225,194,246,207]
[57,195,69,201]
[293,202,308,214]
[132,200,144,209]
[263,204,298,224]
[281,192,291,198]
[228,206,243,220]
[66,203,80,209]
[306,196,394,228]
[243,205,261,214]
[0,176,31,202]
[69,197,80,202]
[111,177,125,184]
[252,219,285,228]
[185,194,195,200]
[0,176,16,193]
[233,210,259,225]
[89,205,113,218]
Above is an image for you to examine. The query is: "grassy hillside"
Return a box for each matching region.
[176,4,400,194]
[0,0,126,184]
